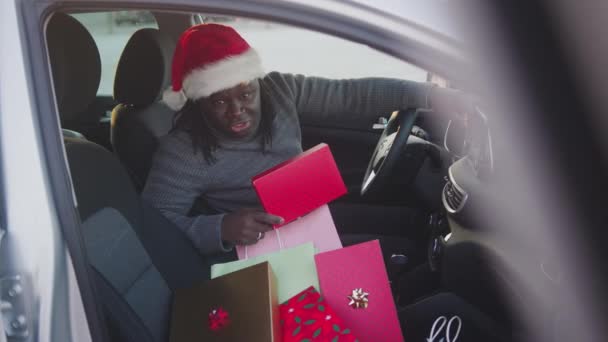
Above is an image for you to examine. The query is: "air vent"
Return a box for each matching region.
[442,178,468,214]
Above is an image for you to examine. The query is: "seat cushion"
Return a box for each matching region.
[83,207,171,341]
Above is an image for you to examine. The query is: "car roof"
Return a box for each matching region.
[347,0,460,41]
[26,0,466,82]
[28,0,461,42]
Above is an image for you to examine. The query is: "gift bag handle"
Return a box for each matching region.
[244,229,285,260]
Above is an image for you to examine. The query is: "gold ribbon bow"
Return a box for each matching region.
[347,288,369,309]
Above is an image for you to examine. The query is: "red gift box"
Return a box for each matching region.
[314,240,404,342]
[280,286,358,342]
[252,143,347,228]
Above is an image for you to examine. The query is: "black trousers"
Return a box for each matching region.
[398,293,511,341]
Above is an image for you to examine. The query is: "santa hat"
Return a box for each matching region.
[163,24,265,110]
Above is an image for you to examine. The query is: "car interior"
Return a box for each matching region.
[45,8,520,342]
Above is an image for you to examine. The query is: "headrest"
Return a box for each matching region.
[47,13,101,122]
[114,29,175,106]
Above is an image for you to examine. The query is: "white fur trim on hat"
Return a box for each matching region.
[162,87,188,111]
[182,48,265,102]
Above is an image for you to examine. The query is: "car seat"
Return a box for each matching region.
[65,137,211,342]
[111,28,176,191]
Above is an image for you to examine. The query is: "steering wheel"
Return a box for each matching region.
[361,109,422,196]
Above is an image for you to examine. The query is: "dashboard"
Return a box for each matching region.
[437,107,526,330]
[442,107,494,216]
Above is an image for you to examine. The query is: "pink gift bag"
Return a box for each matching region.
[236,204,342,259]
[314,240,404,342]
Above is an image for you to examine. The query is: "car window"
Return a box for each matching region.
[200,16,429,82]
[71,11,158,96]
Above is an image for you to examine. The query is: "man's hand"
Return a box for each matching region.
[221,208,284,245]
[428,86,477,118]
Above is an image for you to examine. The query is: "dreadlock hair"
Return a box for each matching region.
[171,81,276,164]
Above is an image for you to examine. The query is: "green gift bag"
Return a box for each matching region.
[211,242,319,303]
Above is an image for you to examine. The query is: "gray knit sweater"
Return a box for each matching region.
[142,72,432,255]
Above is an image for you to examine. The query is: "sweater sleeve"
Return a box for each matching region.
[141,133,231,255]
[268,72,434,124]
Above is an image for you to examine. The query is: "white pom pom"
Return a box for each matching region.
[162,87,187,111]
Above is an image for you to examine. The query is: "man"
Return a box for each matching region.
[143,23,467,258]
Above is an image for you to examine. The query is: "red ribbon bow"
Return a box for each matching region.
[208,307,230,331]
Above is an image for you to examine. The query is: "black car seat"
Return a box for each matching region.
[111,28,176,191]
[47,13,101,140]
[64,137,211,342]
[48,14,210,342]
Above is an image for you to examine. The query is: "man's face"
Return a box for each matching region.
[199,80,262,141]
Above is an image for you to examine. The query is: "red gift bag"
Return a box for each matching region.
[280,286,358,342]
[252,143,347,228]
[314,240,404,342]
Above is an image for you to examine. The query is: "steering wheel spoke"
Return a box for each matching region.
[361,109,422,196]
